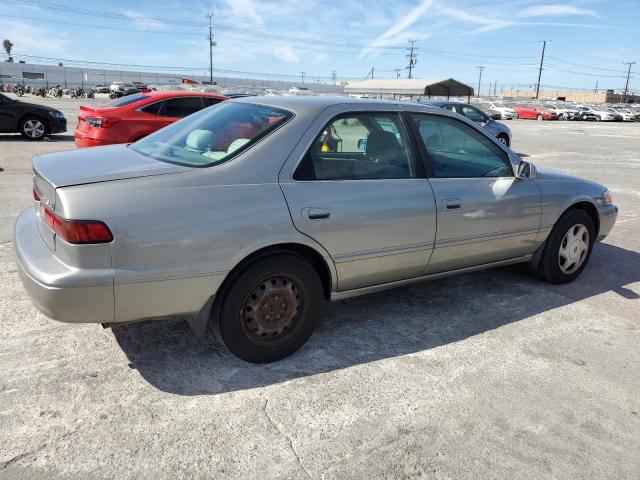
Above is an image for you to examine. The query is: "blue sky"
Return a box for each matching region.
[0,0,638,92]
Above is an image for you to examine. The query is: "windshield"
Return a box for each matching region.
[131,101,293,168]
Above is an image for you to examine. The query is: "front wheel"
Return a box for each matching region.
[536,114,544,121]
[497,134,510,147]
[536,209,595,284]
[19,116,47,141]
[208,254,323,363]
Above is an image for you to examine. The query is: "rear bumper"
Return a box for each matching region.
[14,207,115,323]
[597,204,618,241]
[74,135,113,148]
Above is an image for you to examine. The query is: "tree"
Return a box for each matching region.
[3,39,14,62]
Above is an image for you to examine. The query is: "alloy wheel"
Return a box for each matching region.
[23,119,45,139]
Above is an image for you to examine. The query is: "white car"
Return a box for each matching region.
[109,82,137,92]
[544,103,579,120]
[484,102,517,120]
[607,107,635,122]
[578,106,615,121]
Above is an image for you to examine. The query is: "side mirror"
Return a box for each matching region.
[516,160,537,179]
[357,138,367,151]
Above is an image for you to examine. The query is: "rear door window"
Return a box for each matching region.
[202,97,223,107]
[159,97,205,118]
[294,112,419,181]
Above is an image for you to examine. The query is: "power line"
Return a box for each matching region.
[546,56,629,74]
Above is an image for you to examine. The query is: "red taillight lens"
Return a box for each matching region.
[33,188,41,201]
[41,204,113,244]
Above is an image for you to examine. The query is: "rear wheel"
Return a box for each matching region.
[497,134,509,147]
[208,254,323,363]
[20,116,47,140]
[536,114,544,121]
[536,209,595,284]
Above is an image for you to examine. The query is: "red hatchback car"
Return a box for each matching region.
[75,91,228,147]
[512,103,558,121]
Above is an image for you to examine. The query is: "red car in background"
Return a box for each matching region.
[75,91,228,147]
[512,103,558,121]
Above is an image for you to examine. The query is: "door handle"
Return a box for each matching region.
[304,207,331,220]
[442,198,462,210]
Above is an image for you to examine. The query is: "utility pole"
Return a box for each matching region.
[395,68,403,79]
[300,71,305,84]
[535,40,548,99]
[622,61,635,104]
[594,80,599,93]
[406,39,418,79]
[476,66,485,97]
[493,81,497,96]
[370,67,375,79]
[206,12,214,85]
[331,70,337,83]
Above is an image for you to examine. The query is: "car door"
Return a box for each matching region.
[0,94,17,131]
[279,107,437,291]
[408,112,541,273]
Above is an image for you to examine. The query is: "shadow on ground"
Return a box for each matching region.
[0,134,74,142]
[112,243,639,396]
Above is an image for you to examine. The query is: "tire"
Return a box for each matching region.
[595,116,601,122]
[19,116,47,141]
[497,134,510,147]
[536,209,595,284]
[536,114,544,121]
[208,254,323,363]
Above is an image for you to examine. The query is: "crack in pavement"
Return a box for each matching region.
[262,398,313,479]
[0,426,81,470]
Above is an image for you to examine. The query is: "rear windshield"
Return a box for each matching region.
[110,93,149,107]
[130,102,293,168]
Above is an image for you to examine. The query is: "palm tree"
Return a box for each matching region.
[3,39,14,62]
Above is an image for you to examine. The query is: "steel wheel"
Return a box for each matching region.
[241,274,303,344]
[558,224,589,274]
[497,135,508,146]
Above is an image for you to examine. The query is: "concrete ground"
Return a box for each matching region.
[0,97,639,479]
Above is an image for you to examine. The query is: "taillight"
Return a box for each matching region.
[40,204,113,244]
[84,116,120,128]
[33,188,40,201]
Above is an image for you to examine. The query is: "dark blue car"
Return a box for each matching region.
[419,100,512,147]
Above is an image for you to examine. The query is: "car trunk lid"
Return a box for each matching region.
[32,144,191,210]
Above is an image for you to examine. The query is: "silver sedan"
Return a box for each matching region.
[14,97,618,362]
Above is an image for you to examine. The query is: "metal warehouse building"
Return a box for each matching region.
[344,78,475,100]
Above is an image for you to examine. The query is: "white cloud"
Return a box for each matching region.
[272,45,300,63]
[220,0,265,26]
[360,0,435,57]
[123,11,166,30]
[0,19,68,55]
[518,5,599,18]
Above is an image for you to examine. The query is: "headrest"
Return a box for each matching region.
[227,138,251,154]
[186,129,214,152]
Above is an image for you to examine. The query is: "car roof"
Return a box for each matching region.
[143,90,228,100]
[233,95,473,122]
